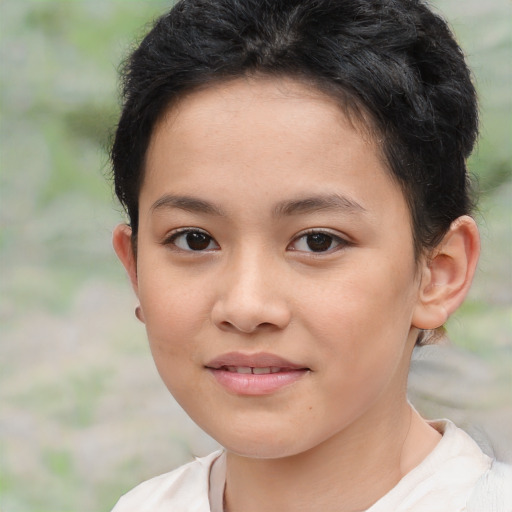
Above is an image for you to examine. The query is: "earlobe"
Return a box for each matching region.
[112,224,139,296]
[412,216,480,330]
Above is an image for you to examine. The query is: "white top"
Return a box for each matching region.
[111,420,512,512]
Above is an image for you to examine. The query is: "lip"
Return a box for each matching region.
[205,352,310,396]
[206,351,307,370]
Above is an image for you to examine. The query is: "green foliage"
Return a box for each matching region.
[0,1,510,511]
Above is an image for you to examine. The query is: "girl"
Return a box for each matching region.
[110,0,511,510]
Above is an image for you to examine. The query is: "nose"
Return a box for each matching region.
[210,252,292,334]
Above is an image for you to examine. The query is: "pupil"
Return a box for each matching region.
[186,232,210,250]
[306,233,332,252]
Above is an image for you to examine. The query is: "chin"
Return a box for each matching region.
[206,423,316,460]
[224,440,304,459]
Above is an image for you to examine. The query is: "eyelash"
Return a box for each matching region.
[163,228,219,252]
[288,229,350,254]
[162,228,350,254]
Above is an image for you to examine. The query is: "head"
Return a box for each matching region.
[111,0,480,457]
[111,0,478,345]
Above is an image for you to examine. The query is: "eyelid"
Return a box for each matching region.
[160,227,350,253]
[287,228,351,253]
[162,227,220,251]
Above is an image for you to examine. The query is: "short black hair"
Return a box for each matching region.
[111,0,478,257]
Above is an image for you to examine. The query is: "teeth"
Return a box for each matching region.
[252,367,271,374]
[223,366,283,374]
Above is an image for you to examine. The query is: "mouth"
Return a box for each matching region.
[205,352,310,395]
[214,366,299,374]
[205,351,309,370]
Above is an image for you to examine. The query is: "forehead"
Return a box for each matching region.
[155,76,374,149]
[142,77,409,226]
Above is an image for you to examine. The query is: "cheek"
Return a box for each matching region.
[305,263,415,329]
[302,270,416,430]
[141,293,206,404]
[300,256,418,368]
[137,263,213,368]
[138,250,211,319]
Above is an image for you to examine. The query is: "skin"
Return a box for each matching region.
[113,77,480,511]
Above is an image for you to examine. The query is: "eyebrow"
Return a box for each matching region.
[150,193,366,217]
[273,194,367,217]
[150,195,226,216]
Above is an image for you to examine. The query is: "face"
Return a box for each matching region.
[117,78,426,458]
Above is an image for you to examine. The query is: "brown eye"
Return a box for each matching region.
[306,233,334,252]
[185,232,211,250]
[289,230,348,253]
[169,229,219,251]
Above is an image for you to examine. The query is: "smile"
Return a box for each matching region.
[205,352,310,395]
[221,366,291,374]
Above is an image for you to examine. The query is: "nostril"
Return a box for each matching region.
[257,322,276,330]
[218,321,235,331]
[211,295,292,333]
[217,320,278,334]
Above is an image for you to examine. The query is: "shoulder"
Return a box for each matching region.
[110,450,223,512]
[467,460,512,512]
[436,418,512,511]
[422,419,494,483]
[399,419,512,512]
[368,419,494,512]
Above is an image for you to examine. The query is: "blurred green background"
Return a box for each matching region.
[0,1,510,511]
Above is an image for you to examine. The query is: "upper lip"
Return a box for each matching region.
[205,352,309,370]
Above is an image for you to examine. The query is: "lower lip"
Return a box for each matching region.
[208,369,308,395]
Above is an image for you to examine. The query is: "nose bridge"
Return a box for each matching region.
[212,243,290,333]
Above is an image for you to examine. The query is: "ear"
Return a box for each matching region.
[412,215,480,330]
[112,224,139,297]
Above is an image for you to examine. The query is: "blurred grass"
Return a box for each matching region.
[0,1,510,511]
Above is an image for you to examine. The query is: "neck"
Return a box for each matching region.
[223,400,440,512]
